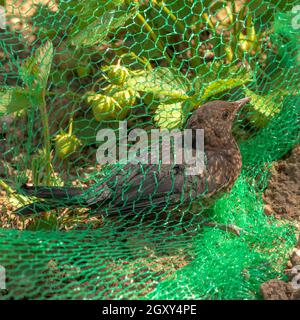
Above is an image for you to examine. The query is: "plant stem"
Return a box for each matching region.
[225,4,234,25]
[152,0,187,67]
[135,11,172,64]
[230,1,247,60]
[120,52,153,71]
[231,2,239,59]
[153,0,186,36]
[68,103,77,136]
[189,12,217,68]
[202,12,215,31]
[39,88,51,185]
[91,77,104,92]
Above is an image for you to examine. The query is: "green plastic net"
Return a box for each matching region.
[0,0,299,299]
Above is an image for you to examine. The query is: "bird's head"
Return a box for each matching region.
[186,98,251,147]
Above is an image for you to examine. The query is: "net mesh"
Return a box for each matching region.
[0,0,299,299]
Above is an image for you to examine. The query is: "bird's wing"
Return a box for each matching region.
[85,161,187,210]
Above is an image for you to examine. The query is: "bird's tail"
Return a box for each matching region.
[19,184,85,199]
[15,184,87,215]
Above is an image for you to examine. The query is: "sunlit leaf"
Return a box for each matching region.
[60,0,124,20]
[0,87,39,116]
[203,78,250,101]
[127,67,190,102]
[36,41,54,88]
[154,102,183,129]
[244,88,285,127]
[194,63,250,91]
[70,5,139,47]
[20,41,54,89]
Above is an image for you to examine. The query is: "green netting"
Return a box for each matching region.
[0,0,299,299]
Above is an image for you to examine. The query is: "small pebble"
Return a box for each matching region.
[264,204,273,216]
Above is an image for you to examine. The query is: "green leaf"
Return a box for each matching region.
[60,0,124,21]
[31,148,48,185]
[0,87,37,116]
[202,77,251,101]
[35,41,54,88]
[244,88,285,127]
[69,5,139,47]
[127,67,190,102]
[194,62,250,90]
[20,41,54,89]
[154,102,183,129]
[192,76,251,106]
[20,56,39,87]
[86,92,123,121]
[248,0,296,24]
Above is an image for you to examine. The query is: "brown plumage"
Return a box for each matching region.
[15,98,250,216]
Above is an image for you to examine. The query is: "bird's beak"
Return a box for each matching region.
[234,97,251,111]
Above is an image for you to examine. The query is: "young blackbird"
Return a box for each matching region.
[15,98,250,216]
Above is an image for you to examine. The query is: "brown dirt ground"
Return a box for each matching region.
[263,145,300,222]
[261,145,300,300]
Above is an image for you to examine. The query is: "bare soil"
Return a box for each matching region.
[261,145,300,300]
[263,145,300,222]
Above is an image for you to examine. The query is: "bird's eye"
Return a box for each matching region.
[222,110,230,120]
